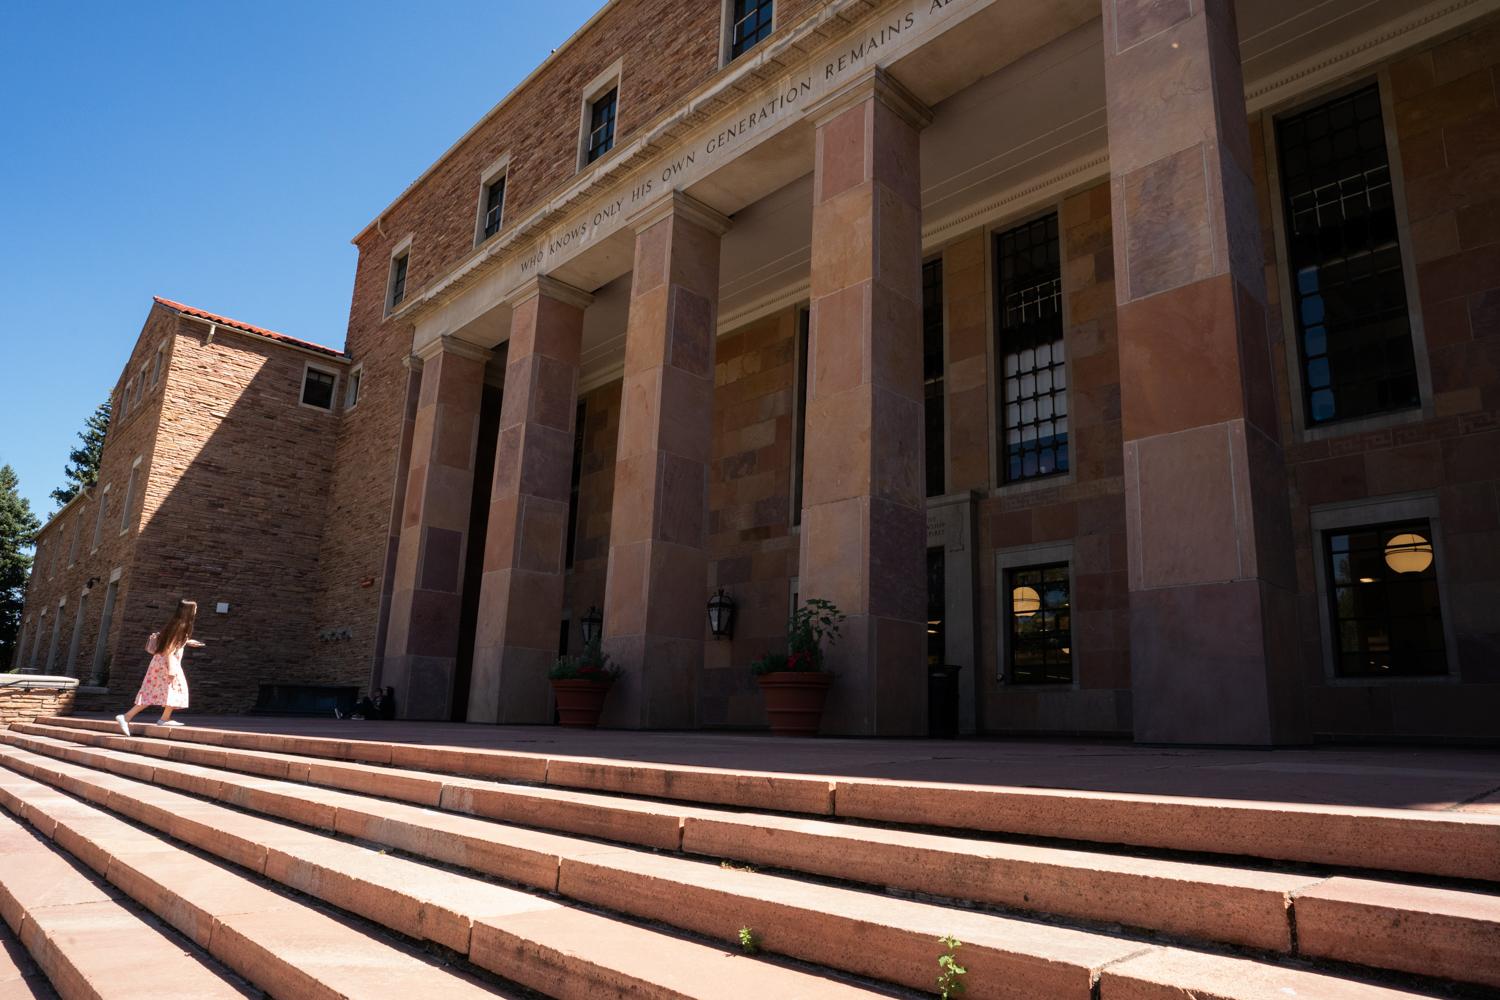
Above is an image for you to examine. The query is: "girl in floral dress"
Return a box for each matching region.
[116,599,204,735]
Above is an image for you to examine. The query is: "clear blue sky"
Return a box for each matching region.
[0,0,603,523]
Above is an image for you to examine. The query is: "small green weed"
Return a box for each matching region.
[737,926,759,954]
[937,934,966,998]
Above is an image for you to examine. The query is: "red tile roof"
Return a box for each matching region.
[153,297,347,359]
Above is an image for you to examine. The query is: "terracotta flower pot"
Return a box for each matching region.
[756,671,832,736]
[551,679,614,728]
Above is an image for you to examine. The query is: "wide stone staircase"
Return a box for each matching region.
[0,716,1496,999]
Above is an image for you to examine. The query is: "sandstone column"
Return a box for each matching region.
[468,276,592,723]
[799,69,931,736]
[382,335,491,720]
[1103,0,1306,743]
[601,192,729,729]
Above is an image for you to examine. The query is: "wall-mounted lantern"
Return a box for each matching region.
[707,588,736,640]
[580,605,603,646]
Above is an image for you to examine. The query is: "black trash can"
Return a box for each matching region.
[927,663,962,738]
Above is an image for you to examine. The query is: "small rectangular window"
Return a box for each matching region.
[729,0,773,60]
[302,368,336,410]
[120,459,141,534]
[91,575,120,684]
[389,252,409,308]
[482,176,506,240]
[1324,519,1446,677]
[68,514,82,567]
[586,88,618,164]
[91,484,110,551]
[1276,84,1418,426]
[136,366,147,402]
[996,214,1067,483]
[344,366,362,409]
[922,258,945,498]
[1006,562,1071,684]
[119,383,131,421]
[152,343,166,386]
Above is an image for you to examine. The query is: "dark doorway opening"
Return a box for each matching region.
[452,379,504,722]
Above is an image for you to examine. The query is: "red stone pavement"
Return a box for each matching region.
[77,713,1500,813]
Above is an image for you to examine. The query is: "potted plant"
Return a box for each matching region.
[752,598,844,736]
[549,637,621,728]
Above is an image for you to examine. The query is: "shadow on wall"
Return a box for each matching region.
[112,334,344,713]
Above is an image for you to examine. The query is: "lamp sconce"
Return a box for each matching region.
[707,588,736,641]
[580,605,603,647]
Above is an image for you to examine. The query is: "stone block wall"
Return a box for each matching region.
[0,680,76,729]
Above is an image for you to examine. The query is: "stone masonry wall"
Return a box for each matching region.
[969,184,1134,737]
[0,684,76,729]
[114,315,344,712]
[1259,20,1500,740]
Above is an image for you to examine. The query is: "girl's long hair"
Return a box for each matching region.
[157,600,197,655]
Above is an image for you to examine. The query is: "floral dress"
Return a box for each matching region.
[134,632,190,708]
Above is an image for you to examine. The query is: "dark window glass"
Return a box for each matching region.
[1276,85,1418,425]
[730,0,773,59]
[792,308,809,526]
[302,369,335,410]
[586,88,618,164]
[1325,519,1446,677]
[565,401,587,569]
[482,176,506,240]
[996,215,1067,483]
[927,546,945,666]
[922,258,946,498]
[1007,562,1071,684]
[390,253,409,307]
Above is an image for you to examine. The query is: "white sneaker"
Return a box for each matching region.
[160,720,185,727]
[115,714,130,736]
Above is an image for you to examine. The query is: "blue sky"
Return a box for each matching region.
[0,0,603,522]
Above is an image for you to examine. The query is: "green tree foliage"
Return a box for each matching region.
[0,465,42,670]
[51,399,111,508]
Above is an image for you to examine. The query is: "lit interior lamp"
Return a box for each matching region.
[1383,533,1433,574]
[1012,586,1041,618]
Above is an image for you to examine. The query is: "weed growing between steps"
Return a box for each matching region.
[738,926,759,954]
[937,935,965,998]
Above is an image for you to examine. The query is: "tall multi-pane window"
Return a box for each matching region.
[91,484,110,551]
[922,259,945,498]
[565,401,587,569]
[585,88,618,164]
[996,215,1067,483]
[91,576,119,685]
[729,0,773,60]
[152,343,166,386]
[120,459,141,534]
[68,513,82,566]
[481,175,506,241]
[1276,85,1418,426]
[1324,519,1446,677]
[389,252,409,309]
[792,308,810,526]
[1006,563,1071,684]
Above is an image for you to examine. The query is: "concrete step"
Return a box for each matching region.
[0,735,1466,999]
[13,721,1500,989]
[0,765,514,999]
[5,725,1317,954]
[36,716,1500,882]
[0,808,248,1000]
[0,745,903,999]
[0,920,57,1000]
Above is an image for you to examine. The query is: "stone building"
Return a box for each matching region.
[20,0,1500,743]
[17,298,350,711]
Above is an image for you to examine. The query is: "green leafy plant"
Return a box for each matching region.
[548,636,622,682]
[937,935,966,998]
[737,926,759,954]
[749,598,846,675]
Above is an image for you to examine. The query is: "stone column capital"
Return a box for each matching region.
[413,334,493,364]
[401,353,424,372]
[504,274,595,311]
[627,189,732,237]
[806,66,932,131]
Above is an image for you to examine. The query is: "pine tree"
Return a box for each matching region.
[0,465,41,670]
[51,399,111,508]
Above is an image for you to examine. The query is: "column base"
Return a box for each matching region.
[818,614,927,737]
[599,635,699,730]
[467,645,554,724]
